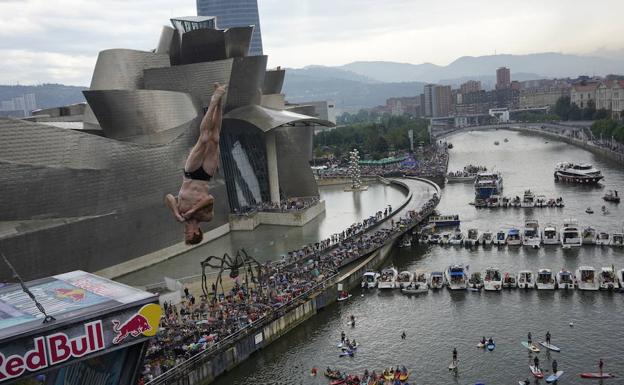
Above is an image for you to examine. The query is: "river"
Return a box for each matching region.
[215,129,624,385]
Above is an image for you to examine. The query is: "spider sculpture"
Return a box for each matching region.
[200,249,263,297]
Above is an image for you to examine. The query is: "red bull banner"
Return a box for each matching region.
[0,304,160,383]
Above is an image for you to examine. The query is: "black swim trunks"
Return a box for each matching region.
[183,166,212,181]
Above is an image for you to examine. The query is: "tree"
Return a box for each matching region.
[582,99,596,120]
[554,96,571,120]
[568,102,582,121]
[593,108,609,120]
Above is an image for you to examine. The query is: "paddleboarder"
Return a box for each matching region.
[546,331,551,345]
[452,347,458,366]
[350,315,356,327]
[401,331,406,340]
[533,356,540,371]
[552,359,558,373]
[599,359,604,376]
[527,331,532,344]
[341,331,346,343]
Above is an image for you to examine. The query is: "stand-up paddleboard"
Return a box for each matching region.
[539,341,561,352]
[448,361,458,370]
[546,371,564,383]
[339,350,353,357]
[530,365,544,378]
[580,373,616,379]
[521,341,540,352]
[487,343,495,351]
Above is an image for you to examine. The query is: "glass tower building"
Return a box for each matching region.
[196,0,263,56]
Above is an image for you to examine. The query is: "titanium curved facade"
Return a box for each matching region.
[89,49,171,90]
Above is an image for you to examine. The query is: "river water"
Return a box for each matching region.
[216,129,624,385]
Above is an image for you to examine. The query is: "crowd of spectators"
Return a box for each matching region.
[140,193,440,384]
[231,196,321,216]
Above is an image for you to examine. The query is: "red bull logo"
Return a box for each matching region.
[111,304,161,345]
[54,288,86,302]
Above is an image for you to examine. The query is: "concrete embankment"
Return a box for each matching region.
[146,179,439,385]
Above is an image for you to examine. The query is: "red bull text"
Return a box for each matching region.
[111,314,152,345]
[0,321,104,382]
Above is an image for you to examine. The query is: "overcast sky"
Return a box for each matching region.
[1,0,623,85]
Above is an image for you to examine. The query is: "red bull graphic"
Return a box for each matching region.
[111,304,161,345]
[0,321,104,383]
[54,288,86,302]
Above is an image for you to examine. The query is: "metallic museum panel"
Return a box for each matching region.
[262,68,285,95]
[224,26,253,58]
[83,90,199,144]
[180,28,227,64]
[223,104,333,132]
[89,49,170,90]
[275,126,319,198]
[225,55,267,112]
[143,60,233,108]
[156,26,181,65]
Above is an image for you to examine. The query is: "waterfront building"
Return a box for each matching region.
[519,79,571,108]
[386,96,422,117]
[496,67,511,89]
[596,80,624,118]
[197,0,263,56]
[571,83,599,108]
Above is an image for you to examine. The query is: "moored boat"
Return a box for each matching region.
[488,195,501,208]
[429,271,444,289]
[378,267,398,289]
[535,195,547,208]
[445,264,468,290]
[522,219,541,248]
[521,190,536,208]
[554,162,604,184]
[397,271,414,288]
[542,223,560,245]
[440,232,452,245]
[502,272,517,288]
[474,172,504,200]
[517,270,535,289]
[479,230,494,246]
[449,230,465,246]
[596,231,610,246]
[428,215,460,227]
[536,269,556,290]
[611,232,624,247]
[401,281,428,294]
[465,228,479,246]
[561,219,582,248]
[414,270,429,287]
[428,233,441,244]
[484,267,503,291]
[468,272,484,290]
[362,271,380,288]
[603,189,620,203]
[598,266,619,290]
[556,269,574,289]
[582,227,597,245]
[575,266,599,291]
[494,229,507,246]
[507,228,522,246]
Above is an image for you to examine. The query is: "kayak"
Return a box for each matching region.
[477,342,485,348]
[539,341,561,352]
[399,372,409,381]
[339,350,354,357]
[530,365,544,378]
[521,341,540,352]
[337,294,352,302]
[546,371,564,383]
[324,372,342,380]
[487,343,495,351]
[384,374,393,381]
[580,373,616,379]
[330,380,345,385]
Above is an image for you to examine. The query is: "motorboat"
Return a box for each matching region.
[479,230,494,246]
[522,219,541,249]
[494,140,500,145]
[561,219,582,248]
[511,196,521,207]
[362,271,380,288]
[428,271,445,289]
[585,207,594,214]
[428,215,460,227]
[449,230,465,246]
[483,268,503,291]
[521,190,536,208]
[401,281,428,294]
[535,195,547,208]
[378,267,398,289]
[501,196,511,208]
[440,232,452,245]
[494,229,507,246]
[556,269,574,289]
[488,195,501,208]
[414,270,429,287]
[428,233,441,244]
[397,271,414,288]
[536,269,556,290]
[445,265,468,290]
[504,138,509,142]
[474,172,504,200]
[554,162,604,184]
[598,267,619,290]
[542,223,560,245]
[506,228,522,246]
[596,232,610,246]
[447,172,477,183]
[603,190,620,203]
[517,270,535,289]
[575,266,599,291]
[582,227,597,245]
[502,272,517,288]
[468,272,483,290]
[611,233,624,247]
[465,228,479,246]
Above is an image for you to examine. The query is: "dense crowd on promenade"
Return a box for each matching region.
[231,196,320,216]
[139,193,440,383]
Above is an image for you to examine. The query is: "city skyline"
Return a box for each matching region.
[1,0,624,85]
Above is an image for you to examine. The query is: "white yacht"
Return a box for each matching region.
[598,267,619,290]
[413,270,429,288]
[556,269,575,290]
[378,267,398,289]
[397,271,414,288]
[479,230,494,246]
[517,270,535,289]
[428,233,441,244]
[362,271,380,288]
[522,219,541,248]
[596,232,610,246]
[575,266,599,291]
[449,230,465,246]
[507,228,522,246]
[428,271,445,289]
[440,232,452,245]
[445,265,468,290]
[521,190,536,208]
[582,227,597,245]
[536,269,556,290]
[542,223,560,245]
[488,195,501,208]
[465,228,479,246]
[484,267,503,291]
[502,272,517,288]
[561,219,582,248]
[468,272,484,290]
[494,229,507,246]
[611,233,624,247]
[535,195,547,208]
[554,162,604,184]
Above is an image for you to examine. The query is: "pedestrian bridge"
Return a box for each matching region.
[431,122,593,142]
